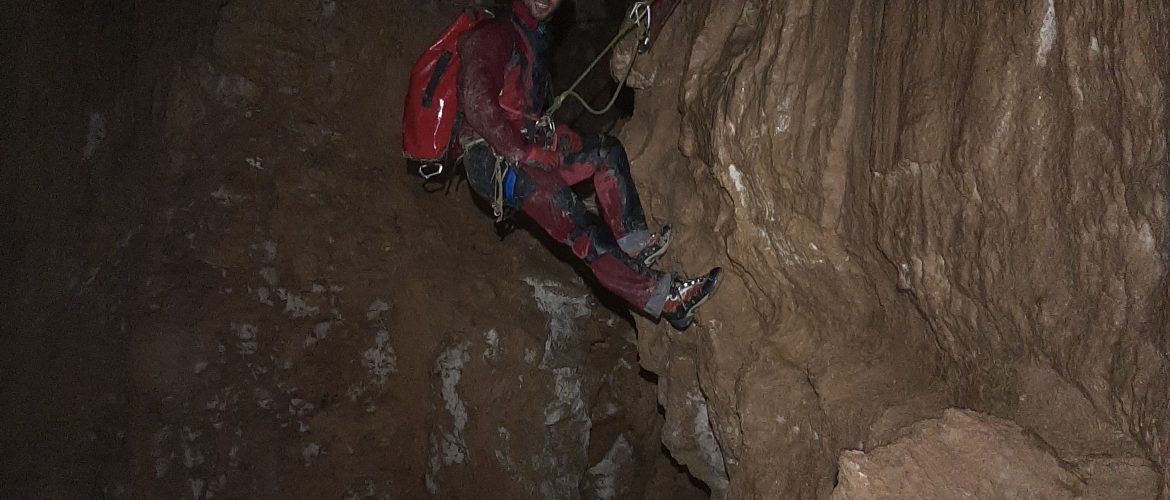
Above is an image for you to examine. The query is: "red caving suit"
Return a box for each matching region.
[456,0,671,316]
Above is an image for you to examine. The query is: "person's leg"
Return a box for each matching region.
[512,163,673,317]
[555,129,661,256]
[548,132,719,328]
[464,140,713,326]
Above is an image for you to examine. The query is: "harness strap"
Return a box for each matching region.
[498,17,545,122]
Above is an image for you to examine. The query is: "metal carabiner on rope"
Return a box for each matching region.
[630,1,653,53]
[535,114,556,149]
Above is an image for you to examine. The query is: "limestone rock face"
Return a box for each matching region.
[619,1,1168,497]
[830,409,1160,499]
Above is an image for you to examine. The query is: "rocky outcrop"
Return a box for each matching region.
[618,0,1168,497]
[831,409,1159,499]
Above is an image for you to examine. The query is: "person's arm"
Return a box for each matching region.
[457,21,527,163]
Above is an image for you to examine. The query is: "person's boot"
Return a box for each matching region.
[635,224,673,267]
[660,267,722,331]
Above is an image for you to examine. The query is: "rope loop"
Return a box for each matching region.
[546,2,654,117]
[630,1,652,52]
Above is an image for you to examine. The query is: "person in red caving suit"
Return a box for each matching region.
[456,0,721,330]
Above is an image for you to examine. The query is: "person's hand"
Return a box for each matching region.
[521,146,562,172]
[554,123,582,152]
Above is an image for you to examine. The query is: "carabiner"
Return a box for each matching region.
[630,1,652,53]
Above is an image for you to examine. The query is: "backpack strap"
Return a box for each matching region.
[497,18,544,122]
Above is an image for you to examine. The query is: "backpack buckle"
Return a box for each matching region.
[418,162,444,180]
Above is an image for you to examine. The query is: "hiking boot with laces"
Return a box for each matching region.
[661,267,722,331]
[634,224,673,267]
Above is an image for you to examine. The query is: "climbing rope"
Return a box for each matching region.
[545,1,653,117]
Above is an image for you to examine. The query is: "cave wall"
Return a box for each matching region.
[7,0,1167,496]
[1,0,150,494]
[122,0,687,496]
[617,0,1169,497]
[2,0,694,498]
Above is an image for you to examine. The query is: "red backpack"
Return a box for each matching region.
[401,9,494,180]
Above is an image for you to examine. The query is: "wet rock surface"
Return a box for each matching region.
[618,0,1168,498]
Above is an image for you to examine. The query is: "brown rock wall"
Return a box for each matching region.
[620,0,1168,497]
[3,0,702,497]
[121,0,684,496]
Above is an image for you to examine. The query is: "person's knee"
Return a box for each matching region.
[600,152,630,178]
[599,134,623,149]
[570,233,593,260]
[551,187,578,213]
[596,141,630,169]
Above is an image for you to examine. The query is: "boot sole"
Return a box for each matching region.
[641,226,673,267]
[667,268,722,331]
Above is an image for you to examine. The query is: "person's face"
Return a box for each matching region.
[523,0,563,20]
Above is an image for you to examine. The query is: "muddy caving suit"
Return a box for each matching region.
[456,0,672,317]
